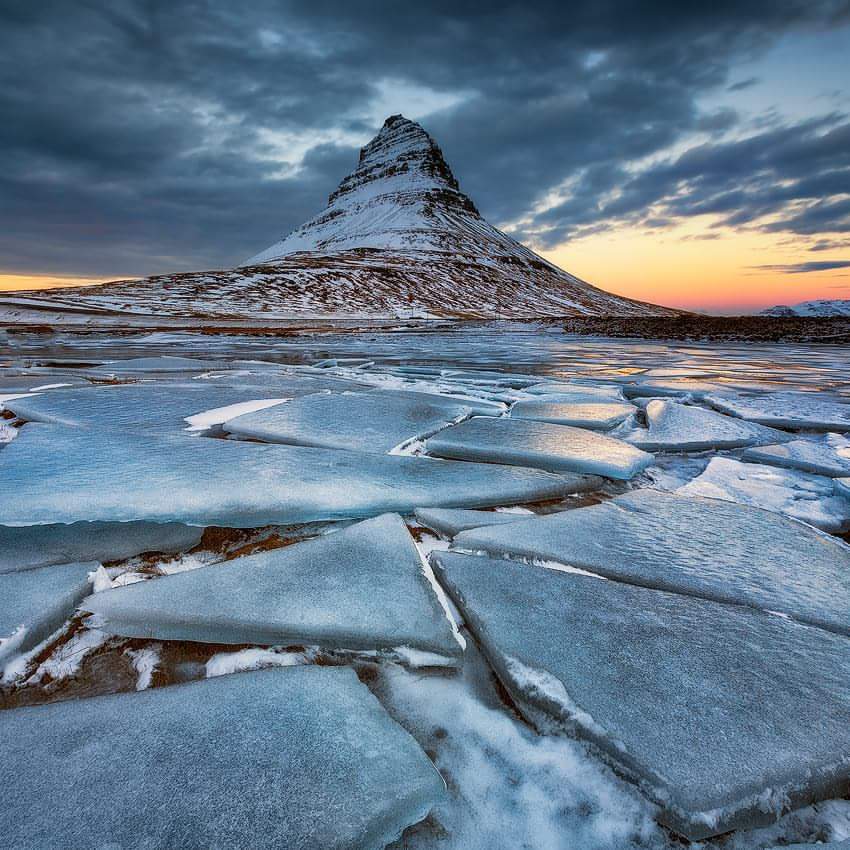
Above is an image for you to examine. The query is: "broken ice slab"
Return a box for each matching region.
[0,522,202,574]
[224,389,473,453]
[84,514,461,660]
[0,424,573,527]
[837,478,850,499]
[768,842,850,849]
[522,382,625,401]
[0,562,94,673]
[0,666,445,850]
[706,391,850,432]
[453,488,850,636]
[742,437,850,477]
[626,400,792,452]
[621,379,726,400]
[677,456,850,533]
[414,507,527,538]
[510,400,635,430]
[90,355,225,373]
[425,416,653,480]
[432,551,850,840]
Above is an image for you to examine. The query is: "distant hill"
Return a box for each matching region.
[761,299,850,317]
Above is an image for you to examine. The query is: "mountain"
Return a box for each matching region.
[760,299,850,317]
[3,115,675,321]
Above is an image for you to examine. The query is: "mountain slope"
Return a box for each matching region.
[761,299,850,318]
[5,115,676,320]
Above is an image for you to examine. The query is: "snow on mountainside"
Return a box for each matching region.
[4,115,676,320]
[761,299,850,318]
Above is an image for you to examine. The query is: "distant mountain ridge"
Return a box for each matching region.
[4,115,676,320]
[760,299,850,317]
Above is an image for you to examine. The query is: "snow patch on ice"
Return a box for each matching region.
[184,397,289,431]
[205,646,316,678]
[125,645,160,690]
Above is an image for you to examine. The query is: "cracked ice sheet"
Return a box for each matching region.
[626,400,792,452]
[0,562,95,674]
[677,456,850,533]
[83,514,462,662]
[0,667,445,850]
[742,434,850,477]
[706,391,850,432]
[0,424,573,528]
[224,389,474,454]
[510,400,635,430]
[425,416,653,480]
[431,551,850,840]
[452,488,850,637]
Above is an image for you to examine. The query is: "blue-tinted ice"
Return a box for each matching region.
[0,666,445,850]
[0,562,94,672]
[453,488,850,635]
[414,507,528,537]
[426,416,653,480]
[0,424,573,527]
[510,400,635,430]
[84,514,461,660]
[706,391,850,431]
[742,437,850,477]
[432,551,850,839]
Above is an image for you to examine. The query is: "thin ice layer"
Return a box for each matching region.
[0,666,445,850]
[522,383,625,401]
[510,401,634,430]
[414,508,527,538]
[432,551,850,840]
[706,391,850,431]
[627,399,791,452]
[426,416,653,480]
[453,488,850,636]
[742,438,850,477]
[90,355,224,373]
[677,457,850,533]
[84,514,461,659]
[225,390,472,453]
[0,424,572,527]
[0,562,94,671]
[0,522,202,573]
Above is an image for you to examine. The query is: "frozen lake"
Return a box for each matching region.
[2,324,850,849]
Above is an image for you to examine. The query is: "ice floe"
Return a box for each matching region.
[627,400,792,452]
[511,400,635,430]
[706,391,850,432]
[84,514,462,661]
[0,424,573,527]
[0,562,94,674]
[432,551,850,839]
[742,435,850,477]
[414,507,527,537]
[677,457,850,533]
[0,667,445,849]
[453,488,850,635]
[522,382,625,401]
[224,389,474,453]
[0,521,202,573]
[425,416,653,480]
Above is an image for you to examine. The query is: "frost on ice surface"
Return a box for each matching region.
[0,424,573,527]
[453,488,850,636]
[414,507,527,538]
[183,397,288,431]
[0,562,94,674]
[510,400,635,430]
[204,647,315,678]
[0,667,445,850]
[426,416,653,480]
[742,436,850,477]
[627,399,792,452]
[224,389,473,453]
[706,391,850,432]
[677,456,850,533]
[0,521,202,573]
[84,514,463,660]
[431,551,850,840]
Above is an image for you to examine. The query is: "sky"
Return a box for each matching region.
[1,2,849,314]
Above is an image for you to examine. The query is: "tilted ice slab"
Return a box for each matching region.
[426,416,653,480]
[0,424,572,527]
[742,437,850,477]
[622,379,727,400]
[837,478,850,499]
[0,667,445,850]
[84,514,461,660]
[510,400,635,430]
[678,457,850,533]
[522,383,625,401]
[706,391,850,431]
[453,488,850,636]
[0,522,202,574]
[0,562,94,673]
[414,507,527,538]
[627,400,792,452]
[90,355,225,373]
[432,551,850,840]
[225,390,473,453]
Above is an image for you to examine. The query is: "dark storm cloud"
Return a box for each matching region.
[751,260,850,273]
[1,0,849,276]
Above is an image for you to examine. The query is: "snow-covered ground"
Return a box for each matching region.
[2,325,850,849]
